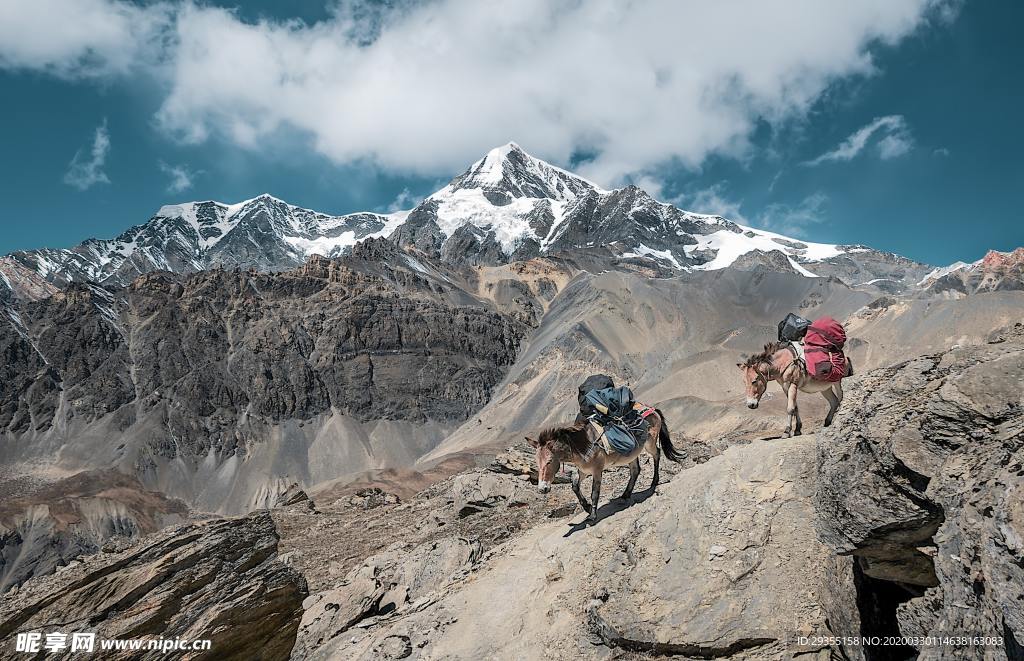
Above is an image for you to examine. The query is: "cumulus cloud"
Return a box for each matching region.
[0,0,170,77]
[5,0,947,182]
[158,161,197,193]
[805,115,913,165]
[63,121,111,190]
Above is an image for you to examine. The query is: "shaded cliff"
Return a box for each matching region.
[816,323,1024,660]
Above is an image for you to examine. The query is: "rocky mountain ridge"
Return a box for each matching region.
[1,195,403,298]
[917,247,1024,297]
[1,143,937,302]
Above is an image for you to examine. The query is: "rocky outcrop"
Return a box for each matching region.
[0,512,307,660]
[0,257,58,303]
[816,323,1024,660]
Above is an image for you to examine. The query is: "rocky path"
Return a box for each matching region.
[290,435,836,660]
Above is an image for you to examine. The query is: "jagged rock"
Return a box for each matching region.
[816,324,1024,660]
[0,512,307,660]
[277,484,313,508]
[487,445,536,476]
[341,489,401,510]
[449,472,530,518]
[730,248,799,274]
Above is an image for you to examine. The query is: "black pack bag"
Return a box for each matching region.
[578,374,615,418]
[778,313,811,342]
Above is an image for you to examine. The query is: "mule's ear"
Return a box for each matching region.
[525,436,540,448]
[736,362,744,369]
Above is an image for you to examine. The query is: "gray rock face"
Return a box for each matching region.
[1,249,526,439]
[0,512,307,660]
[0,247,532,523]
[816,323,1024,660]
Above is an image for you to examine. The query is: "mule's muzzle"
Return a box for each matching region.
[746,398,759,409]
[537,481,551,494]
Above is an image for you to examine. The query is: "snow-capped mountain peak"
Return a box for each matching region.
[438,142,603,202]
[2,142,938,297]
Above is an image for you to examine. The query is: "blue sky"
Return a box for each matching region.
[0,0,1021,266]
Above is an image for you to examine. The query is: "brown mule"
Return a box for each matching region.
[527,407,685,523]
[738,342,853,437]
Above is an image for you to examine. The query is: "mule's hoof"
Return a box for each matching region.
[794,429,803,436]
[782,431,792,438]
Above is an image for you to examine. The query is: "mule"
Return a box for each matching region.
[737,341,853,437]
[526,408,685,523]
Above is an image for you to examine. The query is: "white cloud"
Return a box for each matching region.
[660,183,827,239]
[0,0,170,77]
[63,121,111,190]
[876,132,913,159]
[4,0,948,182]
[380,187,422,213]
[685,184,750,224]
[757,193,829,237]
[158,161,197,193]
[805,115,913,165]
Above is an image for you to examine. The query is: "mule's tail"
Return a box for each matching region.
[655,408,686,463]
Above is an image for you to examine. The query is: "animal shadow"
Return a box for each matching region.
[562,483,658,538]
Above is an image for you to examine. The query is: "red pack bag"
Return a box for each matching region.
[804,316,847,382]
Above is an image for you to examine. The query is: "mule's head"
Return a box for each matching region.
[737,360,769,409]
[526,430,562,493]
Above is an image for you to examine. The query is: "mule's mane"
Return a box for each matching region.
[539,422,592,457]
[744,341,787,368]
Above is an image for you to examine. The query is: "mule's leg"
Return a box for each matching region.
[651,443,661,491]
[822,388,840,427]
[620,459,640,500]
[786,383,801,437]
[589,473,602,523]
[571,468,592,514]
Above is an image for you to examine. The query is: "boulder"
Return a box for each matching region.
[0,512,307,660]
